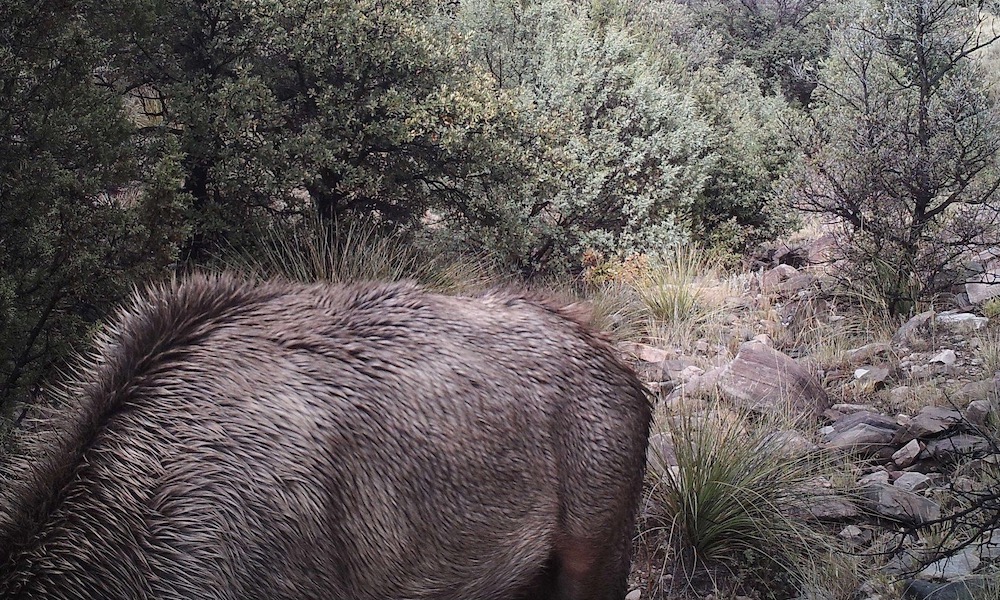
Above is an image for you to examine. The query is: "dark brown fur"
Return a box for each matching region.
[0,273,651,600]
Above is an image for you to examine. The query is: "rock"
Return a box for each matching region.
[774,243,810,268]
[825,411,899,454]
[965,400,993,430]
[658,358,702,383]
[903,578,988,600]
[831,403,878,413]
[625,589,642,600]
[808,233,837,264]
[826,424,897,454]
[762,430,818,458]
[859,470,891,485]
[928,349,957,365]
[977,528,1000,560]
[935,312,989,333]
[895,406,963,443]
[801,491,859,521]
[917,547,980,581]
[846,342,892,365]
[779,273,816,295]
[894,472,933,493]
[892,439,923,468]
[965,248,1000,304]
[618,342,673,364]
[923,434,993,462]
[862,484,941,525]
[838,525,872,547]
[893,310,935,345]
[958,378,1000,404]
[715,341,830,418]
[853,364,893,392]
[761,264,799,292]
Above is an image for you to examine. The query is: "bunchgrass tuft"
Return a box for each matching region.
[227,213,500,293]
[640,399,863,598]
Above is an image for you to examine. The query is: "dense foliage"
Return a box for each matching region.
[788,0,1000,314]
[2,0,999,405]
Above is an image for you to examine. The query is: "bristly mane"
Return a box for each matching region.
[0,273,278,562]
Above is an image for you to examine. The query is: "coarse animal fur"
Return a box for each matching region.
[0,273,652,600]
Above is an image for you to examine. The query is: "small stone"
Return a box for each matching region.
[853,365,892,392]
[965,399,993,428]
[957,378,1000,403]
[928,349,957,365]
[826,424,896,454]
[761,264,798,292]
[894,472,933,493]
[887,386,914,407]
[892,439,923,468]
[802,492,859,521]
[763,430,818,458]
[953,476,975,493]
[838,525,874,550]
[977,528,1000,560]
[778,273,816,295]
[646,432,677,479]
[625,589,642,600]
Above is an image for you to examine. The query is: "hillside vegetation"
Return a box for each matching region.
[3,0,1000,597]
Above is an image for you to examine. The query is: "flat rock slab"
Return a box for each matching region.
[917,547,980,581]
[895,405,963,443]
[853,364,893,392]
[935,312,989,333]
[716,341,830,418]
[862,483,941,525]
[798,491,859,521]
[618,342,674,363]
[825,423,897,455]
[923,434,993,462]
[903,578,989,600]
[894,472,933,493]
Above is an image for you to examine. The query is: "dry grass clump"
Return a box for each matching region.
[584,247,748,350]
[227,213,501,293]
[975,325,1000,376]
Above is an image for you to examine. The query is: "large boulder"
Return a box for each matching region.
[716,341,830,418]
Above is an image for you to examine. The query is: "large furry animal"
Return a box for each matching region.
[0,273,652,600]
